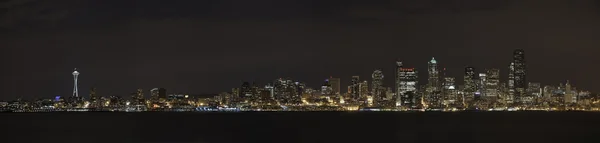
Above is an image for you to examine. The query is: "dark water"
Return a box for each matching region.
[1,112,599,143]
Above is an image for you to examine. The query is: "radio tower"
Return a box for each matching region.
[72,68,80,97]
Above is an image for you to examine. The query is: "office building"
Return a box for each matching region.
[485,69,500,97]
[396,61,418,107]
[360,80,369,98]
[350,76,360,100]
[565,80,575,104]
[427,57,440,92]
[321,79,333,95]
[328,77,341,95]
[513,49,527,103]
[371,69,384,101]
[507,62,515,104]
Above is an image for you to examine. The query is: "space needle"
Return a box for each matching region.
[72,68,80,97]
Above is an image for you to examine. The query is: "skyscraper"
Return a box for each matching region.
[427,57,440,92]
[396,61,418,107]
[507,62,515,104]
[328,77,341,95]
[513,49,527,102]
[565,80,575,104]
[463,67,476,106]
[360,80,369,98]
[463,67,476,94]
[527,82,542,97]
[442,77,459,106]
[321,79,333,95]
[371,69,384,101]
[150,88,159,100]
[478,73,487,97]
[485,69,500,97]
[72,68,80,97]
[351,76,360,99]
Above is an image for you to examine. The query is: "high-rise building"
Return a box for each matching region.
[565,80,575,104]
[477,73,487,99]
[463,67,476,95]
[292,82,305,104]
[158,88,167,99]
[72,68,80,97]
[485,69,500,97]
[265,84,275,99]
[371,69,384,101]
[442,77,459,106]
[527,82,542,97]
[385,87,393,100]
[463,67,476,107]
[350,76,360,99]
[507,62,515,104]
[274,78,299,104]
[360,80,369,98]
[241,82,253,98]
[231,88,240,99]
[321,79,333,95]
[427,57,440,92]
[132,89,144,105]
[328,77,341,95]
[150,88,159,100]
[396,61,418,107]
[513,49,527,102]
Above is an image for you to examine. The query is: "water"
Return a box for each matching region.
[1,112,599,143]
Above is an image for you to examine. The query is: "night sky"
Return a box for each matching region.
[1,0,600,100]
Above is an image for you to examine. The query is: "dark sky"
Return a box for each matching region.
[1,0,600,100]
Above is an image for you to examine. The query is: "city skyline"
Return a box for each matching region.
[3,49,594,102]
[3,0,600,100]
[1,48,597,112]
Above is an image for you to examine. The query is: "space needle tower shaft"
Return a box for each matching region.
[73,68,80,97]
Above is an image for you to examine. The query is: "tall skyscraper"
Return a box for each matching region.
[513,49,527,102]
[371,69,384,100]
[507,62,515,104]
[463,67,476,106]
[360,80,369,98]
[427,57,440,92]
[478,73,487,97]
[328,77,341,95]
[351,76,360,99]
[72,68,80,97]
[396,61,418,107]
[485,69,500,97]
[463,67,476,94]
